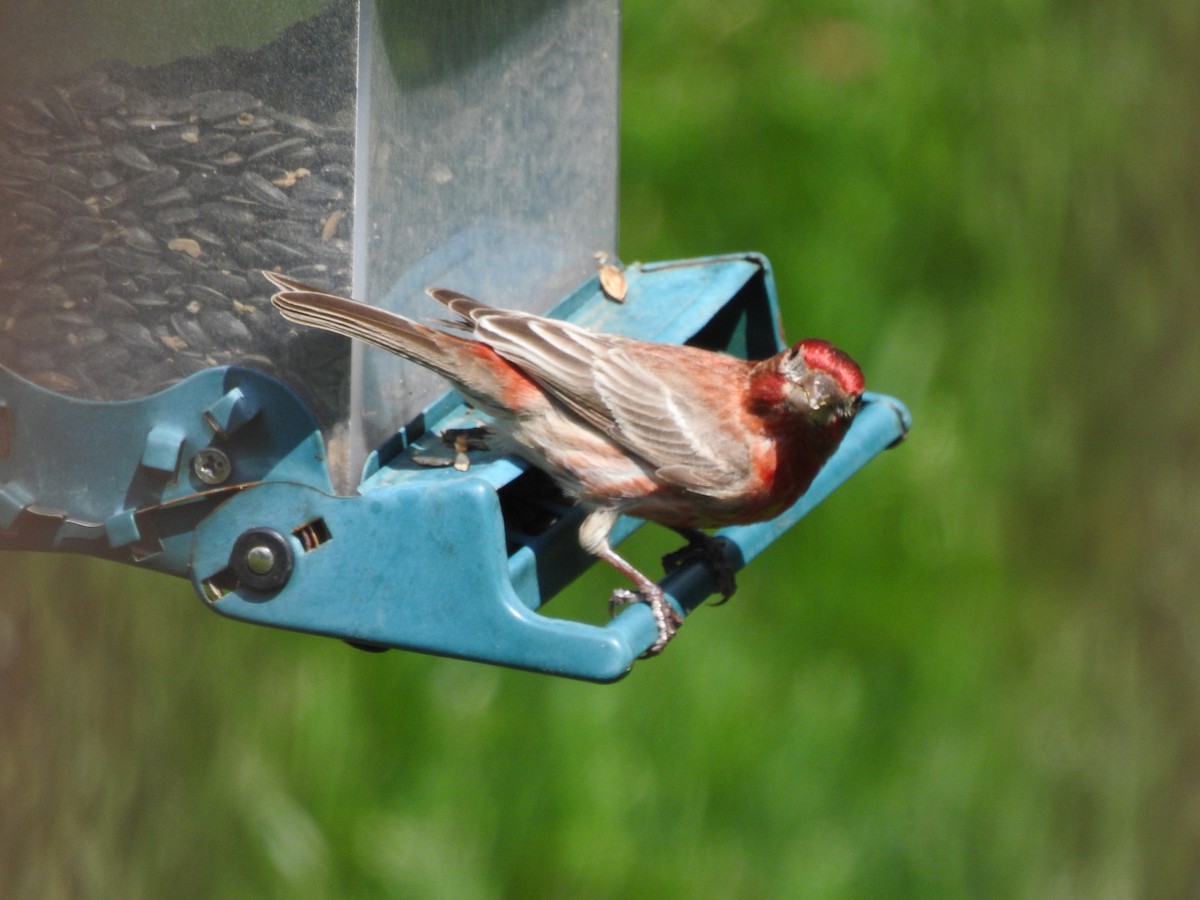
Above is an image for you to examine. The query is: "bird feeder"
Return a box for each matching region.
[0,0,909,680]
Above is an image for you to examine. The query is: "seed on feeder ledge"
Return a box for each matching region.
[595,252,628,302]
[453,434,472,472]
[410,448,454,468]
[409,426,492,470]
[448,426,490,470]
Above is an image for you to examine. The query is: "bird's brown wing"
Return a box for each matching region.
[431,289,753,495]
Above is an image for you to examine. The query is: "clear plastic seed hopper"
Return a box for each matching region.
[0,0,909,680]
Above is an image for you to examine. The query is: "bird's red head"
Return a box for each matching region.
[797,339,865,396]
[763,338,865,427]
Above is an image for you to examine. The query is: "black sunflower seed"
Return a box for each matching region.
[143,186,193,208]
[111,142,158,172]
[239,171,292,209]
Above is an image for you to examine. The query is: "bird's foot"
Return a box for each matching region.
[609,586,683,656]
[662,532,738,604]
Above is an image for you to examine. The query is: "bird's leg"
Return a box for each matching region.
[579,509,682,655]
[661,527,738,604]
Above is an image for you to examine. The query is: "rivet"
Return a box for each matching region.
[244,544,276,575]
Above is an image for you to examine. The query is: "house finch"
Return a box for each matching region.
[265,272,864,654]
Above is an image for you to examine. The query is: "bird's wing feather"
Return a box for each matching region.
[429,289,752,493]
[591,346,752,494]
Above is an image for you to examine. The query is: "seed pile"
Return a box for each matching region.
[0,68,353,415]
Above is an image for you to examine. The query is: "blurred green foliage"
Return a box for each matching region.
[3,0,1197,896]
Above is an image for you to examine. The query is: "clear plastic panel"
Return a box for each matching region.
[0,0,356,433]
[0,0,619,491]
[351,0,619,473]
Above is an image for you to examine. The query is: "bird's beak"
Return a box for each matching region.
[789,372,834,418]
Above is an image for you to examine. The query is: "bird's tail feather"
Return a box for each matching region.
[264,272,465,379]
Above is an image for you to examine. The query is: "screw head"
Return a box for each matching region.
[192,448,232,485]
[230,528,294,593]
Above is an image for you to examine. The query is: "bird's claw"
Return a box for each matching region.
[608,587,639,618]
[608,586,683,657]
[662,533,738,604]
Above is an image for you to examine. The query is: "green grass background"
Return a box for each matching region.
[3,0,1198,896]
